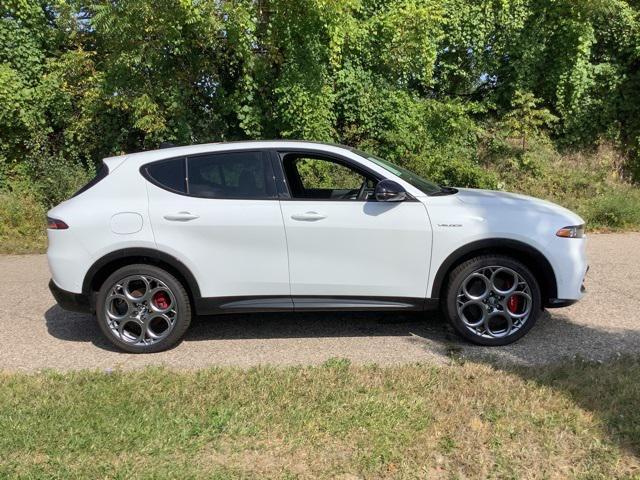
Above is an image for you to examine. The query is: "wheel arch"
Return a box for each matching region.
[430,239,558,305]
[82,248,201,310]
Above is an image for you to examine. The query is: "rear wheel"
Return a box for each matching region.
[96,264,191,353]
[443,255,542,346]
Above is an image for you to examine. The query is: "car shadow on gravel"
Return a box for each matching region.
[188,310,454,341]
[44,306,121,352]
[45,305,640,365]
[44,305,456,352]
[440,310,640,366]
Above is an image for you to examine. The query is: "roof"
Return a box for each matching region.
[114,139,353,158]
[101,140,362,170]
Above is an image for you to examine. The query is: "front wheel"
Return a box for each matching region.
[443,255,542,346]
[96,264,192,353]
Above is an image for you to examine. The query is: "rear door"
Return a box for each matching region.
[144,150,291,309]
[275,150,432,308]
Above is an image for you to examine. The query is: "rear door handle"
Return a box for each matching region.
[163,212,200,222]
[291,211,327,221]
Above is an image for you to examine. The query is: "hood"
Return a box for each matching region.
[454,188,585,225]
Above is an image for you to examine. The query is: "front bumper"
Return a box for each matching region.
[49,279,93,314]
[546,265,588,308]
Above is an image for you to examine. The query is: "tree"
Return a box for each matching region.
[502,91,558,151]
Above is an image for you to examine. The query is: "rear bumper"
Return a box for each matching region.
[49,280,93,314]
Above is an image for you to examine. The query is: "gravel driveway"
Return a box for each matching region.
[1,232,638,371]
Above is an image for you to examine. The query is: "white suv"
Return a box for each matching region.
[47,141,587,353]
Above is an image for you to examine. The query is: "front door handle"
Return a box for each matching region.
[291,211,327,222]
[163,211,200,222]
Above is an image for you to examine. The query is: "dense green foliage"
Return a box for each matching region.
[1,0,640,240]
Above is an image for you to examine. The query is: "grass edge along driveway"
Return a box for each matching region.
[1,357,639,479]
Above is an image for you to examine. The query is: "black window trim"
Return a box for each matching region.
[140,149,279,200]
[72,163,109,198]
[271,148,417,202]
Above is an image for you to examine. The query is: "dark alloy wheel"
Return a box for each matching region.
[96,264,192,353]
[444,255,542,346]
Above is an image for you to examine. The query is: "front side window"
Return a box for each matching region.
[282,154,377,200]
[187,151,274,199]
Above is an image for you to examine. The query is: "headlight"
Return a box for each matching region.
[556,224,585,238]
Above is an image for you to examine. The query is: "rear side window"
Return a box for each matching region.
[145,158,187,193]
[187,151,275,199]
[72,164,109,198]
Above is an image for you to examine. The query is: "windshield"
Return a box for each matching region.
[352,149,443,195]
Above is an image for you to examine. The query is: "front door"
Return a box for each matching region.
[276,151,432,307]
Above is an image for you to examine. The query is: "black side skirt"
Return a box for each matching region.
[50,280,439,317]
[195,296,439,315]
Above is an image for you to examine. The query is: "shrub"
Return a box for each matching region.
[0,191,46,254]
[484,140,640,231]
[580,188,640,230]
[11,148,94,208]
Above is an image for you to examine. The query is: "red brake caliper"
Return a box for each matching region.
[152,291,170,310]
[507,295,519,314]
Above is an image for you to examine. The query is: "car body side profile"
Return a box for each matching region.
[47,141,588,353]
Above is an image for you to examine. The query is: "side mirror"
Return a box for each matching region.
[374,179,408,202]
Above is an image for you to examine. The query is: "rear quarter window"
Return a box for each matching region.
[144,158,187,193]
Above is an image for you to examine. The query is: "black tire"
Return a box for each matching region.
[443,255,542,346]
[96,264,192,353]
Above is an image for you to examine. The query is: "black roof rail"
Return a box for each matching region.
[159,142,176,149]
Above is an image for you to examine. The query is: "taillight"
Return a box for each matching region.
[47,217,69,230]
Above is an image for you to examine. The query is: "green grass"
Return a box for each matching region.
[1,358,639,479]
